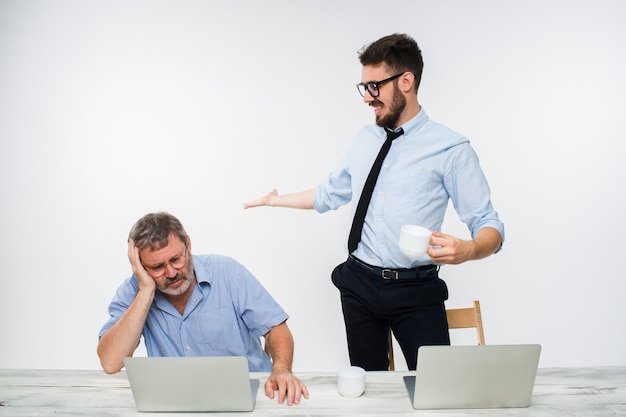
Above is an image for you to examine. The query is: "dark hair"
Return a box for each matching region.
[129,212,188,251]
[358,33,423,92]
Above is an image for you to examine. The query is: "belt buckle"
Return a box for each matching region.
[382,269,399,280]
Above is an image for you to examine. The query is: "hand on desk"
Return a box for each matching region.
[265,369,309,406]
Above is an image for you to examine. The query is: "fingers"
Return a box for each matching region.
[127,239,141,270]
[242,200,262,209]
[264,379,276,399]
[243,189,277,209]
[127,239,156,291]
[127,239,147,275]
[299,380,310,400]
[265,373,308,406]
[427,232,472,265]
[429,230,448,243]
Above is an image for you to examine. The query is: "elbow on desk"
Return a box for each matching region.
[99,357,124,374]
[101,361,123,374]
[97,347,124,374]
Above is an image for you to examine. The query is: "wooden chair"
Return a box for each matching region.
[387,300,485,370]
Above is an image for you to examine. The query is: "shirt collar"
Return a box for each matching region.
[397,106,429,137]
[191,255,211,285]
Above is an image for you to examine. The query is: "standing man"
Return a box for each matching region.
[243,33,504,371]
[98,212,308,406]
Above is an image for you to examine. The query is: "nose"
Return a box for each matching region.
[164,263,178,278]
[362,89,374,104]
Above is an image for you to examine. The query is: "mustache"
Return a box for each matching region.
[163,272,188,287]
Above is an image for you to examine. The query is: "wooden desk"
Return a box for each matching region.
[1,367,624,416]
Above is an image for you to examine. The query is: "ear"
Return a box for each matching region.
[400,72,416,94]
[186,235,192,252]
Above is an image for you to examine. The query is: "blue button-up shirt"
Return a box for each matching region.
[99,254,288,372]
[313,108,504,269]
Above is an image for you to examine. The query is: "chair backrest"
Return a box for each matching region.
[446,300,486,345]
[387,300,485,370]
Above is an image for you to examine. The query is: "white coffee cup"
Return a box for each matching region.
[399,225,432,258]
[337,366,365,398]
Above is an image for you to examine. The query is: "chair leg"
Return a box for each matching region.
[387,330,395,371]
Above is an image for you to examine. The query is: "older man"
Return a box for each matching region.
[98,212,308,406]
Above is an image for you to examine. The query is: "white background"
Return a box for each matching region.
[1,0,624,372]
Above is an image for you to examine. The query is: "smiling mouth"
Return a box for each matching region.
[370,101,383,111]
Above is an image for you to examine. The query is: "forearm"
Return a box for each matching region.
[269,189,316,209]
[266,322,295,372]
[97,289,154,373]
[471,227,502,260]
[263,321,309,405]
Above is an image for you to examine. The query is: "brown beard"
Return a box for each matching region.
[374,83,406,129]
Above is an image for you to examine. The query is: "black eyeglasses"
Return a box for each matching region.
[356,72,404,97]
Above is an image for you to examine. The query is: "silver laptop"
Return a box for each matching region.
[404,344,541,409]
[123,356,259,412]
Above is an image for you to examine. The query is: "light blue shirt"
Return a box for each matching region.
[98,254,288,372]
[313,108,504,269]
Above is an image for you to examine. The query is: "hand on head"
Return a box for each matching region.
[127,238,157,292]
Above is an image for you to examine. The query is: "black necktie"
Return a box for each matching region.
[347,128,404,253]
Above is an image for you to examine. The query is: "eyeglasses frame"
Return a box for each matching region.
[356,72,406,98]
[142,248,189,278]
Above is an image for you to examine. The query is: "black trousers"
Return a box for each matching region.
[331,257,450,370]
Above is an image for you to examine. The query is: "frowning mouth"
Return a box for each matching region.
[165,277,183,288]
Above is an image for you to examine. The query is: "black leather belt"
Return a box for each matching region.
[348,255,438,280]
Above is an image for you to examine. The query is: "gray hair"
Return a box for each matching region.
[128,212,188,251]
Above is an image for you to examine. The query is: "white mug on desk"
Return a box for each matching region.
[399,225,432,258]
[337,366,365,398]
